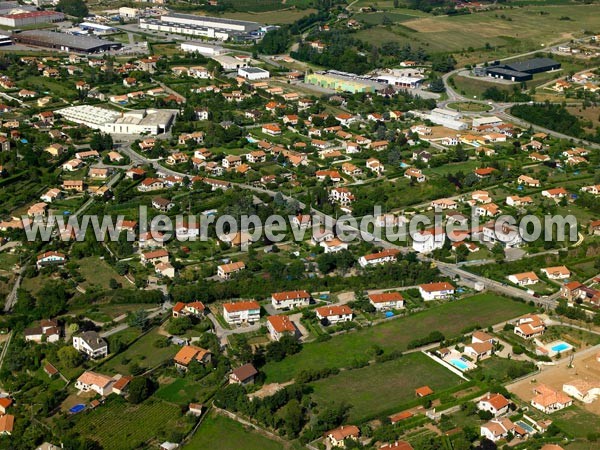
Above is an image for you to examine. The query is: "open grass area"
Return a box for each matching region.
[311,352,463,422]
[77,256,132,290]
[447,102,492,112]
[0,252,18,271]
[155,377,218,405]
[183,411,285,450]
[210,7,318,24]
[552,405,600,439]
[99,328,178,375]
[262,294,534,382]
[471,357,536,384]
[72,397,193,450]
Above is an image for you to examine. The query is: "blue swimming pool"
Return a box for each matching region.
[551,342,572,353]
[450,359,469,370]
[69,404,86,414]
[515,420,535,434]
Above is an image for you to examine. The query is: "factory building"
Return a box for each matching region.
[12,30,121,53]
[486,57,561,82]
[0,10,64,27]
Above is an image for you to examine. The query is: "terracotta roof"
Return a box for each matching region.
[326,425,360,441]
[415,386,434,397]
[112,376,132,391]
[142,249,169,260]
[381,442,414,450]
[479,393,509,411]
[174,345,211,367]
[0,398,12,409]
[369,292,404,304]
[272,290,310,301]
[267,315,296,333]
[315,305,353,317]
[362,249,400,261]
[389,411,413,423]
[0,414,14,434]
[218,261,246,273]
[77,371,112,388]
[223,300,260,313]
[419,282,455,293]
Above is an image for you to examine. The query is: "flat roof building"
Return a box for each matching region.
[0,10,64,27]
[12,30,122,53]
[238,66,269,80]
[180,41,225,56]
[306,72,381,94]
[485,57,560,82]
[56,105,178,136]
[160,13,260,33]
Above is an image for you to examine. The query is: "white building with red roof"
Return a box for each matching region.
[315,305,353,325]
[368,292,404,311]
[222,300,260,324]
[418,282,455,301]
[267,315,297,341]
[271,290,311,310]
[477,393,510,416]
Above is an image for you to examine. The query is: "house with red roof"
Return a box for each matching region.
[368,292,404,311]
[267,315,297,341]
[271,290,311,310]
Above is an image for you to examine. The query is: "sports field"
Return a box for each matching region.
[262,294,534,382]
[310,352,463,422]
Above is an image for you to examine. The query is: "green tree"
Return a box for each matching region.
[58,346,82,368]
[57,0,89,18]
[128,377,156,404]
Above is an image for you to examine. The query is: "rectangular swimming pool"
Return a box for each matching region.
[450,359,469,370]
[551,342,572,353]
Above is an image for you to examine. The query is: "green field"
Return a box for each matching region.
[72,397,192,449]
[311,352,463,422]
[155,377,218,405]
[99,328,179,375]
[77,256,132,290]
[262,294,534,382]
[184,411,285,450]
[552,405,600,439]
[447,102,493,112]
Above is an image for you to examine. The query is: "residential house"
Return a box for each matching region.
[542,188,568,199]
[36,251,66,269]
[405,168,426,183]
[368,292,404,311]
[531,384,573,414]
[315,305,353,325]
[480,418,524,442]
[366,158,385,174]
[262,124,281,136]
[138,178,164,192]
[24,319,61,343]
[506,195,533,207]
[217,261,246,279]
[329,187,355,205]
[412,227,446,253]
[172,301,206,318]
[464,341,494,360]
[514,314,546,339]
[152,197,174,212]
[358,249,400,268]
[320,237,349,254]
[418,282,455,301]
[63,180,84,192]
[477,393,510,417]
[27,202,48,218]
[431,198,457,210]
[507,272,539,286]
[518,175,540,187]
[229,363,258,385]
[271,290,311,310]
[73,331,108,359]
[541,266,570,280]
[267,315,297,341]
[222,300,260,324]
[562,380,600,404]
[141,249,169,265]
[173,345,212,371]
[325,425,360,448]
[75,371,113,396]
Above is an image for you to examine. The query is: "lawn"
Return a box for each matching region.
[72,397,193,450]
[155,377,218,405]
[310,352,463,422]
[183,411,285,450]
[0,252,18,271]
[99,328,177,375]
[552,405,600,439]
[471,357,536,384]
[77,256,132,290]
[447,102,492,112]
[211,8,318,24]
[262,294,534,382]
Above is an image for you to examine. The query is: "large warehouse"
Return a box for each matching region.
[12,30,122,53]
[486,57,560,82]
[56,106,178,136]
[180,41,225,56]
[139,13,260,40]
[0,10,64,27]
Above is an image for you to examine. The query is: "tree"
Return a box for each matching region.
[279,399,304,438]
[58,346,82,369]
[56,0,89,18]
[127,309,149,330]
[167,316,193,335]
[128,377,156,404]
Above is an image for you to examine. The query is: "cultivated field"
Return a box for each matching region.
[262,294,534,382]
[310,352,463,422]
[356,4,600,56]
[184,411,286,450]
[71,397,192,449]
[211,8,318,24]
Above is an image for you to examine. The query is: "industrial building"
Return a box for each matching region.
[210,55,248,71]
[486,57,560,82]
[56,106,178,135]
[78,22,118,35]
[139,13,260,41]
[305,72,382,94]
[409,108,468,131]
[0,34,11,46]
[375,74,424,89]
[180,41,225,56]
[0,10,64,27]
[12,30,122,53]
[238,67,269,80]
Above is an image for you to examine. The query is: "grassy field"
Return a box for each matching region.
[99,328,178,375]
[262,294,534,382]
[183,411,285,450]
[447,102,492,112]
[77,256,132,290]
[155,377,218,405]
[552,405,600,438]
[355,4,600,56]
[310,352,463,422]
[210,8,318,24]
[72,397,192,449]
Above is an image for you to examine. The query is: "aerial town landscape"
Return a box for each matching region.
[0,0,599,448]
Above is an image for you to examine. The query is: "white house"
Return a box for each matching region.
[358,249,400,267]
[315,305,353,325]
[325,425,360,448]
[36,251,66,269]
[266,315,297,341]
[531,384,573,414]
[222,300,260,324]
[320,238,349,254]
[75,371,113,396]
[72,331,108,359]
[464,341,494,360]
[271,290,311,310]
[418,282,455,301]
[514,314,546,339]
[562,380,600,404]
[507,272,539,286]
[541,266,570,280]
[477,393,510,417]
[238,67,270,80]
[368,292,404,311]
[412,228,445,253]
[480,418,520,442]
[217,261,246,279]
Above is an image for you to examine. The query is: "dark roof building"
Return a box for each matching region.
[485,57,560,82]
[12,30,122,53]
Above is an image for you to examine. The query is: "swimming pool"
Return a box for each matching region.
[551,342,572,353]
[450,358,469,370]
[69,404,86,414]
[515,420,535,434]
